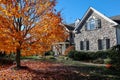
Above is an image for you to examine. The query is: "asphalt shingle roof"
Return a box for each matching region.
[110,15,120,24]
[110,15,120,20]
[64,23,75,31]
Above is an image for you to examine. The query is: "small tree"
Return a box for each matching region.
[0,0,68,68]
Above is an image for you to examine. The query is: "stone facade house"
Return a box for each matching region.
[74,7,120,51]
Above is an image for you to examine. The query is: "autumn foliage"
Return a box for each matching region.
[0,0,68,67]
[64,46,75,55]
[0,61,81,80]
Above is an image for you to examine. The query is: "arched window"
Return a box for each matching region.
[87,18,95,30]
[86,18,101,30]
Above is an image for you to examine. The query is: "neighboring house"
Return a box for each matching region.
[52,23,75,55]
[74,7,120,51]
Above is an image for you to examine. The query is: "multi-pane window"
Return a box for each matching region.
[86,18,101,30]
[98,38,110,50]
[80,40,89,50]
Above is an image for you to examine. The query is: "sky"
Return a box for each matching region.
[55,0,120,24]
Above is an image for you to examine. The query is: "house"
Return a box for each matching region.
[74,7,120,51]
[52,23,76,55]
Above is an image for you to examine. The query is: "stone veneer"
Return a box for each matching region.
[75,11,118,51]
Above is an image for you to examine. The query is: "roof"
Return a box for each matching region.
[69,23,75,27]
[74,7,118,33]
[110,15,120,20]
[110,15,120,24]
[64,23,75,31]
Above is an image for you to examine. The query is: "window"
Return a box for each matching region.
[106,39,110,49]
[87,18,95,30]
[98,38,110,50]
[86,41,89,50]
[80,41,84,50]
[86,18,101,30]
[98,39,103,50]
[80,40,89,50]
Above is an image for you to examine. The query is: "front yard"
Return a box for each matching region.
[0,56,120,80]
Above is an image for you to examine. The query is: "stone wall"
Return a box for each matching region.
[75,12,117,51]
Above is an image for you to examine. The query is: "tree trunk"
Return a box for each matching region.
[16,48,21,68]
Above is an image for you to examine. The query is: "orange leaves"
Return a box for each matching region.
[64,46,75,55]
[0,61,85,80]
[0,61,62,80]
[0,69,33,80]
[10,6,21,18]
[0,0,68,57]
[0,0,22,18]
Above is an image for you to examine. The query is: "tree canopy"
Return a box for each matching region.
[0,0,68,67]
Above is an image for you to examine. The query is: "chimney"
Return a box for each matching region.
[75,19,80,27]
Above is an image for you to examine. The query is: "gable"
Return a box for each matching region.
[74,7,118,33]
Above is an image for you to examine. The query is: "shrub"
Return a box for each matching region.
[44,51,55,56]
[0,52,6,57]
[67,50,75,59]
[0,58,13,65]
[87,52,96,60]
[108,45,120,70]
[67,51,90,61]
[67,49,119,67]
[88,51,109,60]
[74,51,90,61]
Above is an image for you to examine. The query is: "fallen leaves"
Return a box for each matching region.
[0,61,81,80]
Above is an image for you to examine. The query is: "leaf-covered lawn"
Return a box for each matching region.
[0,60,120,80]
[0,61,80,80]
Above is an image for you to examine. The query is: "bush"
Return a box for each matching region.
[0,52,6,57]
[67,48,120,68]
[0,58,13,65]
[67,51,90,61]
[44,51,55,56]
[74,51,89,61]
[67,50,76,59]
[108,45,120,70]
[88,51,109,60]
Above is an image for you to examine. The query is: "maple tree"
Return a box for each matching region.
[0,0,68,68]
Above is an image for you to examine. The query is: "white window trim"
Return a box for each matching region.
[86,18,100,30]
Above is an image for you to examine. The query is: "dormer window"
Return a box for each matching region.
[85,18,101,30]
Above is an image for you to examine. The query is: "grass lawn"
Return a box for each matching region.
[0,56,120,80]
